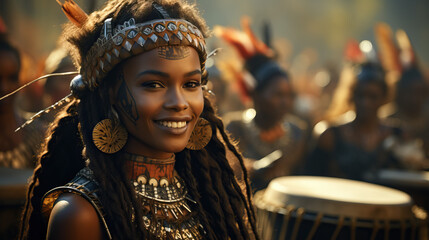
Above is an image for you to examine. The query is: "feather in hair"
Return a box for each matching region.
[240,17,273,57]
[213,25,254,59]
[396,29,416,69]
[374,23,401,73]
[214,16,274,60]
[344,39,364,63]
[56,0,88,27]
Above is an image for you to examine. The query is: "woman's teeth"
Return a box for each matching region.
[159,121,187,128]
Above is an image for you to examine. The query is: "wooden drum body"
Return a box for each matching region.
[255,176,427,240]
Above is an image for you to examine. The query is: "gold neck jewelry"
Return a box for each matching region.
[123,152,176,182]
[122,152,205,239]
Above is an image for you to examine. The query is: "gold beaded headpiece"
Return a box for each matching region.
[83,17,208,90]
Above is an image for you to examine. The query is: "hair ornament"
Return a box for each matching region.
[56,0,88,28]
[152,3,171,19]
[70,74,87,98]
[16,93,73,132]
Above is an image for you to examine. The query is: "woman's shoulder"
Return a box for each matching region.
[46,193,102,240]
[42,168,101,217]
[42,167,112,240]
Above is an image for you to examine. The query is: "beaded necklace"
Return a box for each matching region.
[123,153,205,239]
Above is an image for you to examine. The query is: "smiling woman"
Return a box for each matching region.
[18,0,258,240]
[116,46,204,157]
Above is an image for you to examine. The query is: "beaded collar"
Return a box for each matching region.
[123,153,205,239]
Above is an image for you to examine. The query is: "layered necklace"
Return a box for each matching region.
[123,153,204,239]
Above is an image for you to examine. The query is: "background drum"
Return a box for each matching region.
[0,167,33,239]
[254,176,427,240]
[376,169,429,213]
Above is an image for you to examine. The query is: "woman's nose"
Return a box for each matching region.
[164,87,189,111]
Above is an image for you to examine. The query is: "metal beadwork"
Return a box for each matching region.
[131,173,204,239]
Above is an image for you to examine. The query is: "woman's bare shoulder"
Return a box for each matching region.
[46,193,103,240]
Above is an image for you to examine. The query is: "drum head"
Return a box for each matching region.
[260,176,414,219]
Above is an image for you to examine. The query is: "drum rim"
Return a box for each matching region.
[257,176,415,220]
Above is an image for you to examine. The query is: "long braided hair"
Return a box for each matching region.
[20,0,258,239]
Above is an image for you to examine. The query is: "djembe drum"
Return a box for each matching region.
[254,176,427,240]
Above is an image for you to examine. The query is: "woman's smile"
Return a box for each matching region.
[154,115,193,134]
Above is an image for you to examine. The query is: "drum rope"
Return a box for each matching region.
[260,206,270,239]
[305,212,323,240]
[370,219,380,240]
[277,206,293,240]
[411,216,416,240]
[265,208,277,240]
[384,220,390,240]
[400,219,406,240]
[350,217,356,240]
[290,208,304,240]
[330,215,344,240]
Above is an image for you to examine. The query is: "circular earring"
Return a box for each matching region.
[92,118,128,154]
[186,118,212,150]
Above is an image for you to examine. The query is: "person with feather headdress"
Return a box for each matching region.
[216,17,309,192]
[305,38,403,182]
[375,24,429,171]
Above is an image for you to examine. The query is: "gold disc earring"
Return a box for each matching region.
[92,118,128,154]
[186,118,212,150]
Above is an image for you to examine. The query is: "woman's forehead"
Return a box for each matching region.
[121,46,201,75]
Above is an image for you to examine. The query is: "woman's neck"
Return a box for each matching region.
[122,152,176,182]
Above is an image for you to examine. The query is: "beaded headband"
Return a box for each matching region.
[83,17,208,90]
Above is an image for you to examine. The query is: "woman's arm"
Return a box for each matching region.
[46,193,103,240]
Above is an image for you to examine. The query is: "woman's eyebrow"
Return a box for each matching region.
[184,69,202,77]
[136,70,169,78]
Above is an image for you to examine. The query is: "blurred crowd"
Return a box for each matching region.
[1,11,429,239]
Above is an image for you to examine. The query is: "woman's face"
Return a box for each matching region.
[254,76,295,122]
[352,81,385,120]
[112,46,204,158]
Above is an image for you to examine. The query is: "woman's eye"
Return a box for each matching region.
[142,81,164,88]
[184,81,201,88]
